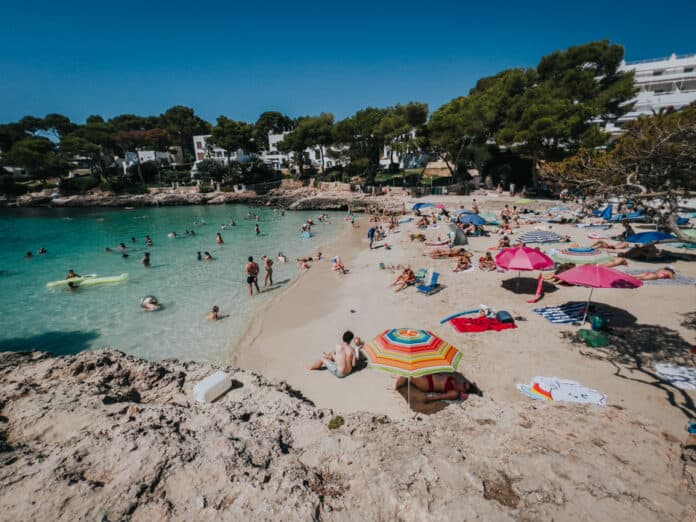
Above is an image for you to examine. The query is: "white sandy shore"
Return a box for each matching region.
[234,194,696,434]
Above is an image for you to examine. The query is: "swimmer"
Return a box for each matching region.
[142,252,150,267]
[146,235,153,246]
[190,229,195,236]
[66,269,80,279]
[119,242,127,251]
[255,224,260,235]
[197,251,203,261]
[203,251,213,261]
[208,305,220,321]
[185,228,191,235]
[105,247,113,252]
[38,247,47,254]
[131,237,137,243]
[67,281,78,291]
[230,218,236,226]
[140,295,161,312]
[122,252,129,258]
[25,251,33,259]
[278,252,287,263]
[216,232,224,244]
[168,232,177,238]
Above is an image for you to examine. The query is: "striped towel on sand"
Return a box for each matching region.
[533,303,605,324]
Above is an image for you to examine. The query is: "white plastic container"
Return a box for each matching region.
[193,370,233,403]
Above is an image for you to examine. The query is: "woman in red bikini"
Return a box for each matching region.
[634,267,676,281]
[393,373,480,402]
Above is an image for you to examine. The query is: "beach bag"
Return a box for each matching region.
[496,311,514,324]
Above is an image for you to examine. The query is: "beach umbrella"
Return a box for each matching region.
[625,231,677,244]
[434,204,447,209]
[495,246,554,291]
[518,230,564,244]
[549,247,613,265]
[557,265,643,324]
[412,203,435,211]
[363,328,462,409]
[459,214,486,225]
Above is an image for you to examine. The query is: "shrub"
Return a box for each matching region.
[328,416,344,430]
[0,175,29,196]
[58,175,99,194]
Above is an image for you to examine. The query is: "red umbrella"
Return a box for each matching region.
[495,246,554,291]
[557,265,643,324]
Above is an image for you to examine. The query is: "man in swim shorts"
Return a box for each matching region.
[367,226,376,249]
[307,331,357,378]
[246,256,260,296]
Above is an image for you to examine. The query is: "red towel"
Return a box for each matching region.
[450,316,518,333]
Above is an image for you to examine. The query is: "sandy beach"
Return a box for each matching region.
[236,193,696,433]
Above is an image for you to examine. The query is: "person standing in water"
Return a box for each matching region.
[246,256,261,296]
[146,235,153,246]
[262,255,273,287]
[142,252,151,267]
[216,232,224,244]
[255,224,260,236]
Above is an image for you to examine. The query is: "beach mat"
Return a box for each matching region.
[517,376,607,406]
[655,363,696,391]
[534,302,590,324]
[450,316,517,333]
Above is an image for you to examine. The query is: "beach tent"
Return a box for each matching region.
[363,328,462,410]
[447,224,468,246]
[557,265,643,325]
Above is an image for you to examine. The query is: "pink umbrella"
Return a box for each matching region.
[495,246,554,292]
[557,265,643,324]
[434,204,446,209]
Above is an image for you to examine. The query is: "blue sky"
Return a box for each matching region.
[1,0,694,124]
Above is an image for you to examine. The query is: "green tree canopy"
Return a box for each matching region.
[253,111,294,150]
[160,106,211,159]
[3,137,68,181]
[210,116,257,157]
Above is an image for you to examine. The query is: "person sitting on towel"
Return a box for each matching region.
[391,267,415,292]
[453,255,471,272]
[392,373,481,402]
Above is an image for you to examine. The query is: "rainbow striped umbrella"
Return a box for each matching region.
[363,329,462,408]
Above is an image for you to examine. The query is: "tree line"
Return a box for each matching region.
[2,39,691,201]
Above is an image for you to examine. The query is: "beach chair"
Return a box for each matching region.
[417,272,440,295]
[414,268,428,283]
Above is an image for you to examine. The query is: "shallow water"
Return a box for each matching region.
[0,205,344,362]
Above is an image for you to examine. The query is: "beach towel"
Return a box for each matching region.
[517,376,607,406]
[534,302,597,324]
[450,316,517,333]
[655,363,696,390]
[587,232,611,239]
[619,269,696,286]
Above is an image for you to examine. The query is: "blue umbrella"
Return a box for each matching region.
[454,208,476,215]
[412,203,435,211]
[518,230,564,243]
[625,231,676,244]
[459,214,486,225]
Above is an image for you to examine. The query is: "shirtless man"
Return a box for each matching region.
[307,331,357,378]
[262,255,273,287]
[246,256,260,296]
[141,252,151,267]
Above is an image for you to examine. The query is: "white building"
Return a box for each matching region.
[193,134,229,163]
[262,131,347,171]
[606,53,696,135]
[379,129,418,169]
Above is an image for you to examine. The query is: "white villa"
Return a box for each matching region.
[606,53,696,135]
[261,131,345,171]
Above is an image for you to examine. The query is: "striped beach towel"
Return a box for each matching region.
[534,302,593,324]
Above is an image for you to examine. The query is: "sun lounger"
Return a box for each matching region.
[417,272,440,295]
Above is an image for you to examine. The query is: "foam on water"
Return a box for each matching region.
[0,205,345,362]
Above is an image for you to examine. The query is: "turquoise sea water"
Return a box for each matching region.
[0,205,344,362]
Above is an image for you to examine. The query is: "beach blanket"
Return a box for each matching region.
[534,302,592,324]
[655,363,696,390]
[619,269,696,286]
[450,316,517,333]
[517,376,607,406]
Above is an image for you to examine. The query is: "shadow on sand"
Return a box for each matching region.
[564,321,696,420]
[501,276,558,295]
[0,330,100,357]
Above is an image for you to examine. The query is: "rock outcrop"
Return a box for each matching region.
[1,350,693,521]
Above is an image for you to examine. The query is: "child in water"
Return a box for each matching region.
[208,306,219,321]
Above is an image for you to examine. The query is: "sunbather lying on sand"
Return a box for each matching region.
[592,240,630,250]
[543,263,576,284]
[601,258,628,268]
[617,244,665,260]
[393,373,481,402]
[429,247,468,259]
[634,267,676,280]
[391,267,416,292]
[479,252,496,271]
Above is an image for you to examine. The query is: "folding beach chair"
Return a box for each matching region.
[417,272,440,295]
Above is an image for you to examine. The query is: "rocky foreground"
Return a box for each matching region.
[0,350,694,521]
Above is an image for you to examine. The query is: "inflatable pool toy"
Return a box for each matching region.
[77,273,128,287]
[46,274,97,288]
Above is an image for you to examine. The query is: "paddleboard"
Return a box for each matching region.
[77,273,128,287]
[47,274,97,288]
[440,309,479,324]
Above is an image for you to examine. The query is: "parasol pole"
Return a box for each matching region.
[517,271,520,291]
[581,287,594,325]
[407,376,411,411]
